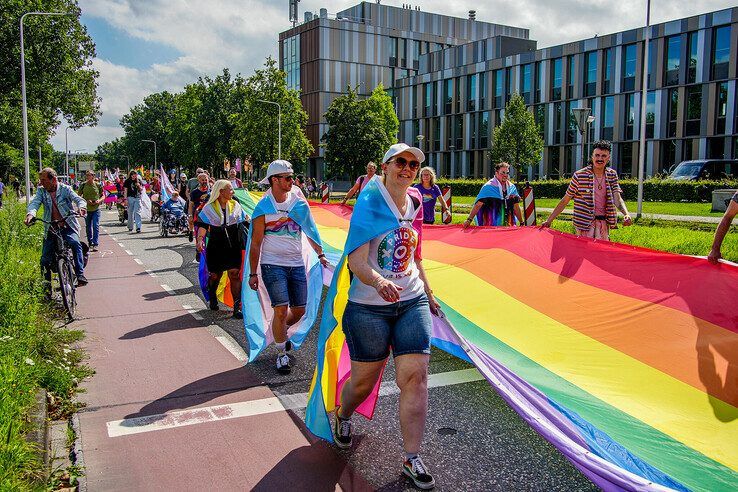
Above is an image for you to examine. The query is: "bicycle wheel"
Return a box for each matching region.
[57,257,77,320]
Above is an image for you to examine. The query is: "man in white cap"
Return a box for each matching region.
[247,160,329,374]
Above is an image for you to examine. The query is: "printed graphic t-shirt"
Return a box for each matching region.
[260,191,303,267]
[413,183,442,223]
[349,183,425,305]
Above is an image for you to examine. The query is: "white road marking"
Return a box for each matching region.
[215,335,248,361]
[133,258,143,265]
[106,398,285,437]
[125,250,133,256]
[182,304,192,310]
[191,313,204,321]
[160,284,174,294]
[145,269,157,278]
[118,243,124,247]
[275,368,484,411]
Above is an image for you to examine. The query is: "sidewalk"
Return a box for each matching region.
[72,230,370,491]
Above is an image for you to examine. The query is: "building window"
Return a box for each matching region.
[283,35,300,91]
[454,115,463,149]
[548,146,560,178]
[623,44,637,91]
[412,40,420,70]
[412,119,420,145]
[505,68,512,103]
[494,70,503,108]
[647,39,656,89]
[467,74,477,111]
[564,145,575,176]
[687,32,698,84]
[717,82,728,134]
[625,93,636,140]
[455,77,461,113]
[668,88,679,137]
[399,38,407,68]
[584,52,597,97]
[389,37,398,66]
[620,142,633,177]
[551,58,562,101]
[661,140,677,171]
[534,105,545,139]
[424,83,432,116]
[567,55,575,99]
[602,48,612,94]
[554,102,563,144]
[479,72,487,110]
[480,111,490,148]
[685,85,701,137]
[446,116,453,149]
[470,113,477,149]
[433,81,439,116]
[664,35,681,86]
[602,96,614,141]
[444,79,453,115]
[646,91,655,139]
[712,26,731,80]
[521,64,531,104]
[566,102,577,144]
[534,61,542,103]
[433,117,441,151]
[708,137,726,159]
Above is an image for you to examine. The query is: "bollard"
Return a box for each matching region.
[321,183,330,204]
[441,186,452,224]
[523,182,536,226]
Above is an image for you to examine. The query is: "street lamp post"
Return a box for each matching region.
[256,99,281,159]
[636,0,652,219]
[20,11,70,203]
[142,139,157,169]
[65,126,73,176]
[572,108,595,168]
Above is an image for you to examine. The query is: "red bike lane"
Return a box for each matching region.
[72,231,371,491]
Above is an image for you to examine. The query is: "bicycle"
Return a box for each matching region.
[30,214,84,321]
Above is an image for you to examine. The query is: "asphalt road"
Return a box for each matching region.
[98,209,597,491]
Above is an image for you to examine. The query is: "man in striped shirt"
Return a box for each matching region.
[542,140,632,240]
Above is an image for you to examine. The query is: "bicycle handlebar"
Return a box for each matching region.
[29,212,81,226]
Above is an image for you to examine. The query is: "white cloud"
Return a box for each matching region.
[52,0,736,152]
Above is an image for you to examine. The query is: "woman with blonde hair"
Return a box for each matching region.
[196,179,250,318]
[412,166,450,224]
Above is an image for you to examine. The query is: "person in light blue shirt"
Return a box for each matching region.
[25,168,89,285]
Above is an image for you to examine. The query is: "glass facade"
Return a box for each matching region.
[623,44,637,91]
[584,52,597,96]
[712,25,731,80]
[665,35,681,86]
[551,58,562,101]
[283,35,300,90]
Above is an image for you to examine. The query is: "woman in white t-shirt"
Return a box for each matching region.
[333,143,439,490]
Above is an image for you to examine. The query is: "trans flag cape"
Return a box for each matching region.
[306,177,425,441]
[304,198,738,491]
[474,178,519,226]
[158,165,179,204]
[242,186,325,362]
[198,189,259,308]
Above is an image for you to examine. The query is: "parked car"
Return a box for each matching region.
[667,159,738,180]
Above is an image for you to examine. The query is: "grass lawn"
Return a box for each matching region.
[0,197,91,489]
[449,196,723,217]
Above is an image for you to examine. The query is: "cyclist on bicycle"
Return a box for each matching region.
[24,168,89,286]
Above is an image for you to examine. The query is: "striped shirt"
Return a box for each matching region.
[565,166,622,231]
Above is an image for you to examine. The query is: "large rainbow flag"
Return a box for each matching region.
[305,201,738,491]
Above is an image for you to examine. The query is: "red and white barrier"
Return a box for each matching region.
[321,183,330,204]
[441,186,452,224]
[523,183,536,226]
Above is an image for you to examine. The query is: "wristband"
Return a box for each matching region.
[318,253,325,259]
[464,217,471,222]
[249,273,258,277]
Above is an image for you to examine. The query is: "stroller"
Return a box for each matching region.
[150,194,162,223]
[159,209,188,237]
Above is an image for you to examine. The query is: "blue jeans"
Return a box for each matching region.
[127,197,142,231]
[342,294,432,362]
[41,226,84,277]
[85,209,100,246]
[260,264,307,307]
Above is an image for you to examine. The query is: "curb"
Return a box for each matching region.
[26,389,49,468]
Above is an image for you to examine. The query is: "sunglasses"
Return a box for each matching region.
[393,156,420,171]
[275,175,294,181]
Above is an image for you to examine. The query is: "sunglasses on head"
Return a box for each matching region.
[393,156,420,171]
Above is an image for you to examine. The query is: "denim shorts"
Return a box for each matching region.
[342,294,432,362]
[260,264,307,308]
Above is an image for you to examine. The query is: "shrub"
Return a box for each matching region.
[436,178,738,202]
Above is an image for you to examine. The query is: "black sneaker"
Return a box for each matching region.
[403,456,435,490]
[285,339,293,352]
[232,309,243,319]
[209,297,219,311]
[276,353,291,374]
[188,230,193,242]
[136,229,141,233]
[76,275,89,286]
[332,410,352,449]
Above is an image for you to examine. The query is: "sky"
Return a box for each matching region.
[51,0,737,154]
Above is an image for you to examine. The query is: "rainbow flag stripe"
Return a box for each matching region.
[307,203,738,492]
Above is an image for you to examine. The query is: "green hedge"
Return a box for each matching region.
[436,178,738,202]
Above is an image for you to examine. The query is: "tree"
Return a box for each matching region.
[230,57,312,175]
[119,91,176,167]
[322,84,398,179]
[0,0,100,147]
[489,93,543,177]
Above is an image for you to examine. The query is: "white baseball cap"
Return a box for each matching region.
[382,143,425,165]
[259,159,294,185]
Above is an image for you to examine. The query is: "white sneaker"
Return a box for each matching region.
[276,353,291,374]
